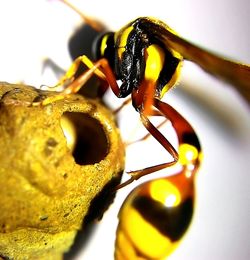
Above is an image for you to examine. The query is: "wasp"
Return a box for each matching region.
[41,0,250,259]
[44,0,250,188]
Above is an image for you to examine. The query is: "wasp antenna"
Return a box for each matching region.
[57,0,105,32]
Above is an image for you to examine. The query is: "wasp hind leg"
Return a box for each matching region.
[116,109,179,189]
[116,98,201,189]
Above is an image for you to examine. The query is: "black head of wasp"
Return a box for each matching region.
[41,0,250,259]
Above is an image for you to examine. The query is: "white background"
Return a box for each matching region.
[0,0,249,259]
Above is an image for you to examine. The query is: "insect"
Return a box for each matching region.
[41,0,250,259]
[44,0,250,189]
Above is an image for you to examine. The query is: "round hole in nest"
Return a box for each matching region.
[60,112,109,165]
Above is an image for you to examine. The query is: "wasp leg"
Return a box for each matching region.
[113,98,132,114]
[116,112,178,190]
[57,56,121,96]
[115,130,201,260]
[154,99,200,146]
[155,99,202,171]
[117,99,201,189]
[36,58,67,92]
[51,55,105,91]
[64,57,121,96]
[32,60,102,106]
[112,87,162,114]
[33,56,120,106]
[126,118,168,146]
[94,58,121,97]
[42,58,66,79]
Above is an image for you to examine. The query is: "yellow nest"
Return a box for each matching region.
[0,82,125,259]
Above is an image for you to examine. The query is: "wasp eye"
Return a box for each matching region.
[92,32,115,63]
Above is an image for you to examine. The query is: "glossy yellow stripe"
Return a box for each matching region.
[144,44,165,82]
[100,34,110,56]
[120,202,176,259]
[149,179,181,207]
[178,143,199,166]
[117,25,134,59]
[160,60,182,98]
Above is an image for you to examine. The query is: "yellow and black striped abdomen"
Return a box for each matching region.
[115,175,194,260]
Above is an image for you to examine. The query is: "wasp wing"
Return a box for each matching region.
[140,18,250,103]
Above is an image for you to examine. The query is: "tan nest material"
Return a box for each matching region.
[0,82,125,259]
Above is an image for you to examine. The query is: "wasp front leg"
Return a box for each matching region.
[33,56,120,106]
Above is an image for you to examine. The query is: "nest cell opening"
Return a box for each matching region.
[60,112,109,165]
